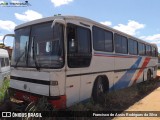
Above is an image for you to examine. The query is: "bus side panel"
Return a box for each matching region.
[129,57,154,85]
[143,68,148,81]
[149,58,158,79]
[92,53,115,90]
[114,57,138,89]
[93,52,114,72]
[80,74,94,102]
[49,71,65,96]
[66,70,81,107]
[114,70,131,89]
[79,71,114,102]
[133,69,144,84]
[104,72,114,91]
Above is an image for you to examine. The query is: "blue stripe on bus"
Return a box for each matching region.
[112,57,142,90]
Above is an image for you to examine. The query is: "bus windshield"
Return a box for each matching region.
[11,22,64,69]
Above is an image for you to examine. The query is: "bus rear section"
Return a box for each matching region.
[0,49,10,87]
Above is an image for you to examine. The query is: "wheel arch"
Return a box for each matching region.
[91,75,109,97]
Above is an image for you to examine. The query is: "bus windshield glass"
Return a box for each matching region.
[11,22,64,69]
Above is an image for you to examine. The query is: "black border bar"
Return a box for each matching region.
[10,76,50,85]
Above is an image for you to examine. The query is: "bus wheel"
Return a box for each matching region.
[147,70,151,81]
[92,77,105,103]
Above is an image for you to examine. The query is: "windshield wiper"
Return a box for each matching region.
[32,37,40,70]
[15,42,28,68]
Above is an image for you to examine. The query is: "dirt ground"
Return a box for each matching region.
[113,71,160,120]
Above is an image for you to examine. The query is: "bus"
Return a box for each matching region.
[0,49,10,87]
[5,15,158,109]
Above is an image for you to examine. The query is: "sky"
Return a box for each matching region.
[0,0,160,52]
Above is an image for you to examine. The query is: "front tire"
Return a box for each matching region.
[92,77,106,103]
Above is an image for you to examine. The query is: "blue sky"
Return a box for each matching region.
[0,0,160,52]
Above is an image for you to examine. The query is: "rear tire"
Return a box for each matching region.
[147,70,152,81]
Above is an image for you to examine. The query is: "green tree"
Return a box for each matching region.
[0,43,5,48]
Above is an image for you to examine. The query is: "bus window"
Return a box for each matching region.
[121,36,128,54]
[128,39,138,55]
[93,26,105,51]
[67,24,91,68]
[1,58,5,67]
[152,47,156,57]
[93,26,113,52]
[27,22,64,69]
[115,33,128,54]
[5,58,10,66]
[68,26,77,53]
[138,43,145,55]
[104,31,113,52]
[77,27,91,53]
[146,45,152,56]
[12,27,30,67]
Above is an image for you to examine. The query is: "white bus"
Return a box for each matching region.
[6,16,158,109]
[0,49,10,87]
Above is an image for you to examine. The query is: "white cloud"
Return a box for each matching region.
[15,10,43,22]
[0,20,16,31]
[140,34,160,41]
[0,1,4,3]
[140,34,160,44]
[113,20,145,35]
[158,47,160,53]
[100,21,112,26]
[0,35,3,41]
[140,34,160,52]
[51,0,73,7]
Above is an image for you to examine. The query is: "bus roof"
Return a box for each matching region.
[15,15,157,48]
[0,49,9,57]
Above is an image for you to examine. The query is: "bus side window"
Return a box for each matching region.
[1,58,5,67]
[0,58,1,67]
[67,24,92,68]
[68,26,77,53]
[5,58,10,66]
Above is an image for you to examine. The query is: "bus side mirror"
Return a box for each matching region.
[52,19,65,27]
[2,34,15,47]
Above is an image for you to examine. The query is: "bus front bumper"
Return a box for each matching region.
[8,87,66,109]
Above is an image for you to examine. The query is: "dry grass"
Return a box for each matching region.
[71,79,160,112]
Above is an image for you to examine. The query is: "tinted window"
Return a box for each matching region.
[93,27,104,51]
[5,58,10,66]
[104,30,113,52]
[115,33,128,54]
[146,45,152,56]
[28,23,64,69]
[152,47,156,57]
[93,26,113,52]
[1,58,5,67]
[138,43,145,55]
[128,39,138,55]
[77,27,91,53]
[122,36,128,54]
[11,27,30,67]
[67,24,92,68]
